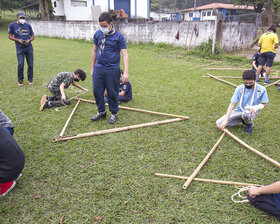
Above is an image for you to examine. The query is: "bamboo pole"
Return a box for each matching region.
[155,173,258,187]
[203,68,248,71]
[68,91,86,101]
[188,24,196,49]
[264,79,280,88]
[202,76,280,79]
[73,98,189,120]
[59,100,80,138]
[54,118,184,142]
[182,132,226,189]
[184,21,190,49]
[207,73,238,88]
[223,129,280,168]
[191,63,217,70]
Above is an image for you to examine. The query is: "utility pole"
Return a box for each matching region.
[194,0,196,11]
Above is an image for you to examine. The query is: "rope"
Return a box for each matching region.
[239,84,256,112]
[231,186,250,203]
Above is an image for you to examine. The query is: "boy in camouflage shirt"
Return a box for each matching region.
[40,69,88,111]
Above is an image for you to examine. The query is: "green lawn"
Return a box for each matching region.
[0,18,280,223]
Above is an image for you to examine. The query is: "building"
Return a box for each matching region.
[182,3,254,21]
[50,0,150,21]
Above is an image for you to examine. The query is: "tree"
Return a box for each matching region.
[0,0,22,15]
[38,0,50,20]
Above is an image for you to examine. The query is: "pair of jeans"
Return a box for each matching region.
[92,67,121,114]
[16,45,33,82]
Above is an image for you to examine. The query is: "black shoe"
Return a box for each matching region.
[108,114,117,124]
[245,123,253,134]
[91,111,107,121]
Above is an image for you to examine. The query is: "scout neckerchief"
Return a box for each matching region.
[239,84,256,112]
[99,27,116,55]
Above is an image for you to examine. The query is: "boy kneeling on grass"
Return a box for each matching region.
[40,69,88,111]
[248,182,280,220]
[216,70,268,134]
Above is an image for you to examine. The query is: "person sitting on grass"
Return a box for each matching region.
[40,69,88,111]
[252,48,266,81]
[216,70,268,134]
[104,70,132,103]
[0,126,25,198]
[0,110,15,136]
[248,181,280,220]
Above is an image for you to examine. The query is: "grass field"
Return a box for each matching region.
[0,17,280,223]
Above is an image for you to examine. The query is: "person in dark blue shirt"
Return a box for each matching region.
[91,12,129,124]
[8,11,35,86]
[252,49,266,82]
[119,70,132,102]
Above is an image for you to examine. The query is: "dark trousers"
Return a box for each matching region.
[119,95,131,102]
[92,67,120,114]
[248,194,280,220]
[47,88,71,108]
[16,45,33,82]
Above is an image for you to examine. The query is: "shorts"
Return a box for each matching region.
[259,52,276,67]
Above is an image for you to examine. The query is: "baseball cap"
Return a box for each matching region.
[17,11,26,18]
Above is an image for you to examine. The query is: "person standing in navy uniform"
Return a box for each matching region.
[91,12,129,124]
[8,11,35,86]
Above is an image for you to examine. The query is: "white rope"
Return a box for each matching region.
[239,84,256,112]
[231,186,250,203]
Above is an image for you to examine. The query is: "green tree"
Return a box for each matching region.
[0,0,22,15]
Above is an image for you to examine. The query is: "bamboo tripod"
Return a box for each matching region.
[53,98,189,142]
[156,128,280,190]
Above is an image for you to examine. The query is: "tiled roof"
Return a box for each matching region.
[182,3,254,12]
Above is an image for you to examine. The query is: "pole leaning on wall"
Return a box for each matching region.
[212,15,218,54]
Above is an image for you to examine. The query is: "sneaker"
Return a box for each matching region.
[108,114,118,124]
[39,101,48,111]
[256,80,262,83]
[0,180,16,198]
[264,80,271,84]
[91,111,107,121]
[17,80,23,87]
[245,123,253,134]
[28,79,33,85]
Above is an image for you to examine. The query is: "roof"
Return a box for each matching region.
[182,3,254,12]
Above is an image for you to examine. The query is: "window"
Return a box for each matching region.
[189,12,193,18]
[207,11,211,16]
[202,12,206,17]
[54,1,57,7]
[71,0,87,7]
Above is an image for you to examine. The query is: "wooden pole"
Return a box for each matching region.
[202,76,280,80]
[182,132,226,189]
[204,68,248,71]
[188,24,196,49]
[184,22,190,49]
[207,73,238,88]
[264,79,280,88]
[155,173,258,187]
[59,100,80,138]
[223,129,280,168]
[54,118,184,142]
[68,91,86,101]
[73,98,189,120]
[191,63,217,70]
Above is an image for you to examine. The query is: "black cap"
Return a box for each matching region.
[17,11,26,18]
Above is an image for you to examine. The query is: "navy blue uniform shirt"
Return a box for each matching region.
[93,29,126,69]
[120,81,132,99]
[252,52,260,68]
[8,22,34,48]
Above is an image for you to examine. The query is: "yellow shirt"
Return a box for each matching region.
[258,32,279,53]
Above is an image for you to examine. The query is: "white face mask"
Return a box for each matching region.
[19,19,25,24]
[100,27,110,35]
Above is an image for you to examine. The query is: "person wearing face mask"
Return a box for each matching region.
[8,11,35,86]
[91,12,129,124]
[216,70,268,134]
[39,69,88,111]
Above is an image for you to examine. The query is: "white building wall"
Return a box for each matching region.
[52,0,65,16]
[94,0,108,12]
[63,0,93,21]
[136,0,148,18]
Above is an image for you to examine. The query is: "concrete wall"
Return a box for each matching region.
[28,19,255,51]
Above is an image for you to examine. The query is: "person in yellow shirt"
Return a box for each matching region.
[256,24,279,84]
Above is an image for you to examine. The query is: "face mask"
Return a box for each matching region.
[245,84,254,89]
[19,19,25,24]
[100,27,110,35]
[74,78,79,82]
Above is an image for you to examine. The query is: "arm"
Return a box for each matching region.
[60,83,66,101]
[119,90,126,96]
[91,45,98,77]
[8,33,24,45]
[252,61,258,70]
[257,43,262,48]
[121,49,129,82]
[217,102,235,130]
[25,34,35,45]
[72,82,88,92]
[275,43,279,49]
[249,181,280,198]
